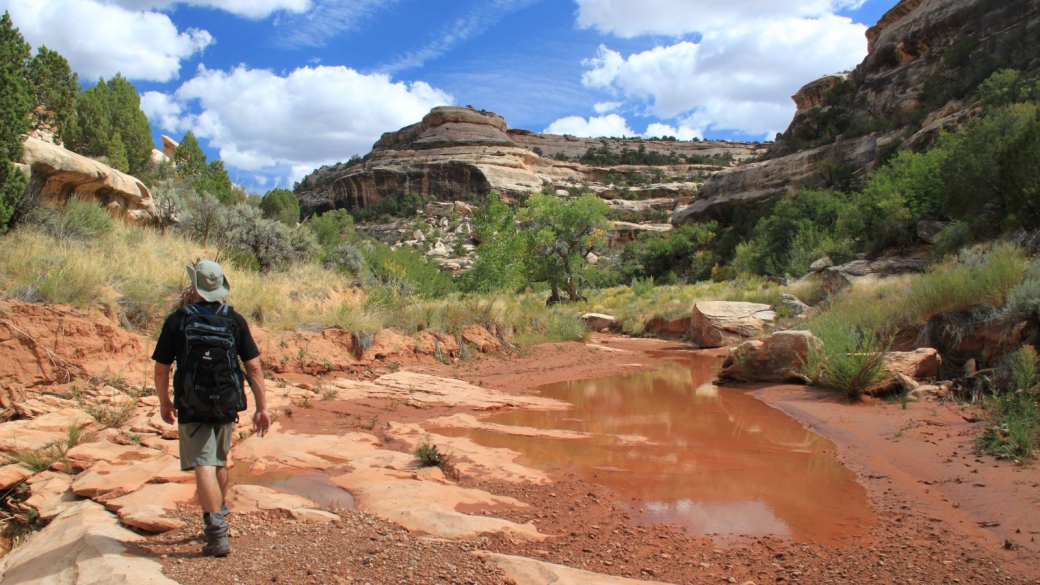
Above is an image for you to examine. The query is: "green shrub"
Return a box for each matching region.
[36,198,114,241]
[259,188,300,226]
[978,390,1039,460]
[801,308,890,399]
[413,435,447,466]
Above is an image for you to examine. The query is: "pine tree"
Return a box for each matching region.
[106,74,152,175]
[107,131,129,173]
[174,131,206,178]
[70,74,153,175]
[27,45,77,144]
[0,11,32,231]
[71,79,113,158]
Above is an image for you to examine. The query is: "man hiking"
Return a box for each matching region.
[152,260,271,557]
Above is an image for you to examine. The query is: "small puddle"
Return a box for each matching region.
[229,467,356,510]
[435,355,875,545]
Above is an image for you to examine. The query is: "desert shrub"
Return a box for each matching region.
[176,193,227,247]
[30,197,114,241]
[801,303,890,399]
[413,435,447,466]
[306,209,354,248]
[227,205,295,272]
[361,241,456,300]
[1001,261,1040,322]
[902,243,1029,325]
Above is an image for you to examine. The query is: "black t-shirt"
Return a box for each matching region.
[152,302,260,423]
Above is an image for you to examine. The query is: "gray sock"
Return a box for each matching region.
[203,510,228,539]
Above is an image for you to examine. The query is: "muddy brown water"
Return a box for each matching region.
[436,354,876,545]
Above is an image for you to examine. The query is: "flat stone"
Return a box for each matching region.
[0,464,32,490]
[289,508,343,524]
[25,473,79,521]
[64,440,160,473]
[71,456,179,500]
[106,483,196,533]
[0,500,175,584]
[227,484,320,514]
[473,551,675,585]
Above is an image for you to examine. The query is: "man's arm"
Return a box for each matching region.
[243,357,270,437]
[154,362,176,425]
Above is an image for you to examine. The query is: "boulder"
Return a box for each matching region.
[0,501,175,584]
[821,256,929,294]
[869,348,943,395]
[689,301,776,349]
[462,325,502,353]
[643,316,692,339]
[20,136,156,223]
[779,294,812,316]
[884,348,942,379]
[718,331,822,383]
[809,257,833,272]
[415,330,460,357]
[580,313,616,332]
[917,220,948,245]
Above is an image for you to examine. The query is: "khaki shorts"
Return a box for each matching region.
[178,422,234,471]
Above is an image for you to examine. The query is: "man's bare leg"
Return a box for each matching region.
[195,466,223,512]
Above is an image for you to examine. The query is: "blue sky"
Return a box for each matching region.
[2,0,899,192]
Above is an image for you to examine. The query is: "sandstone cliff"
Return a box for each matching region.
[17,137,156,223]
[295,106,763,218]
[676,0,1040,225]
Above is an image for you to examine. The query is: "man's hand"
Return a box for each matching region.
[253,409,271,438]
[160,401,176,425]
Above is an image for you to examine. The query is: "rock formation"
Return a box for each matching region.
[676,0,1040,225]
[295,106,763,218]
[17,136,156,223]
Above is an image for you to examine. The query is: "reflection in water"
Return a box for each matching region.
[229,467,355,510]
[435,355,875,545]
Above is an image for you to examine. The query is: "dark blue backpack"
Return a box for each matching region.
[175,303,246,420]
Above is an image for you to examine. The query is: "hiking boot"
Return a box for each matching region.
[202,535,231,557]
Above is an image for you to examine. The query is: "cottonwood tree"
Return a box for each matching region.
[519,193,610,303]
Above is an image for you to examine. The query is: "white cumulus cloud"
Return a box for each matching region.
[580,14,867,138]
[544,114,636,138]
[575,0,867,38]
[2,0,212,82]
[592,101,622,114]
[142,65,453,179]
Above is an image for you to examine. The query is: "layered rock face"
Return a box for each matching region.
[18,136,156,222]
[295,106,762,218]
[677,0,1040,225]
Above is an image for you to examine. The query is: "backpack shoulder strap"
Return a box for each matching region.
[216,303,232,317]
[181,304,201,316]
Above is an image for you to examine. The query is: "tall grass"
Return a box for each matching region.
[801,307,890,399]
[900,243,1029,326]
